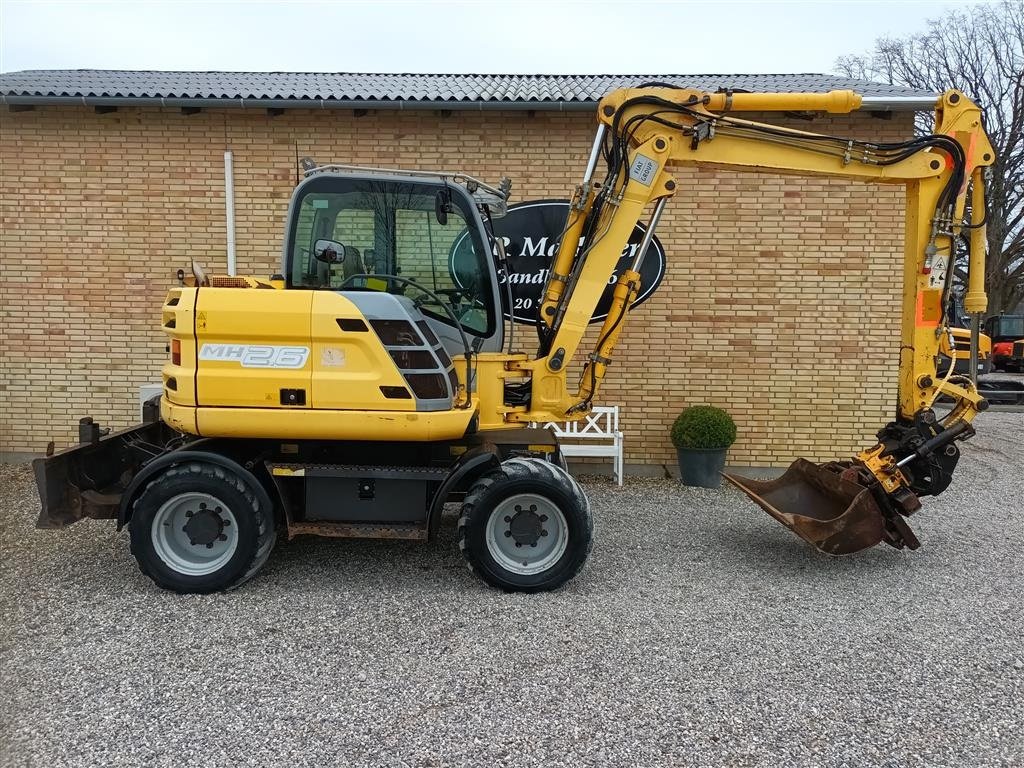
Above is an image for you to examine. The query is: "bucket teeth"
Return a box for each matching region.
[723,458,912,556]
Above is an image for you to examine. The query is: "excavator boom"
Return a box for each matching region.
[517,86,994,554]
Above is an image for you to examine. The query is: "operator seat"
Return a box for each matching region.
[316,245,366,286]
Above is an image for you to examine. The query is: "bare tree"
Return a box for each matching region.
[836,0,1024,318]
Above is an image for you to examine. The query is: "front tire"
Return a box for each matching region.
[458,457,592,592]
[129,461,276,594]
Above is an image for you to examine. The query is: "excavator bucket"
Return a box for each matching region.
[723,459,891,556]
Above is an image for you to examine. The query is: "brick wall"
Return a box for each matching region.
[0,106,913,466]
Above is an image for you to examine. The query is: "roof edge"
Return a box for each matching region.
[0,93,937,112]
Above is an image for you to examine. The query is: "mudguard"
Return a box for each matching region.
[115,448,276,530]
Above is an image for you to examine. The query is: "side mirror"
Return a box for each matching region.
[314,239,347,264]
[435,189,452,226]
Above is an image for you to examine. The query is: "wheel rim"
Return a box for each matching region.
[151,492,239,577]
[484,493,569,576]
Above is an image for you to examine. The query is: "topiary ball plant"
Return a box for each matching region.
[670,405,737,451]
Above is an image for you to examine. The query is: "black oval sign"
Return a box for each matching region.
[451,199,666,325]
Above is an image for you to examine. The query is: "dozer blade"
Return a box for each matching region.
[723,458,893,556]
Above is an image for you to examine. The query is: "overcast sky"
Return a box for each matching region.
[1,0,976,75]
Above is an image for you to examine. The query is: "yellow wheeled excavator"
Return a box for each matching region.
[34,84,994,593]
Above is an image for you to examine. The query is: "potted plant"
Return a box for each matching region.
[670,405,737,488]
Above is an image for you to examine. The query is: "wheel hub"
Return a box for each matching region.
[182,505,229,547]
[505,505,548,547]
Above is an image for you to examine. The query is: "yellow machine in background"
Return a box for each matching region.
[34,85,994,593]
[940,327,992,375]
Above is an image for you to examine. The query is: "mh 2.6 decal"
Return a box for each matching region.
[199,344,310,369]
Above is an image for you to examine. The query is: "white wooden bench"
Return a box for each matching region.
[532,405,624,486]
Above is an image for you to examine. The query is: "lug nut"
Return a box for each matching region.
[504,515,512,523]
[541,530,549,537]
[540,515,548,523]
[218,534,227,541]
[504,530,512,538]
[185,510,193,517]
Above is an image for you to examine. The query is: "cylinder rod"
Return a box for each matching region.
[964,168,988,384]
[631,197,668,272]
[581,125,607,189]
[969,315,981,385]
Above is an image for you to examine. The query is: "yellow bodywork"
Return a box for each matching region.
[160,285,476,440]
[941,328,992,361]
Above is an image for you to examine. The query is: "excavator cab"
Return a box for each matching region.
[283,167,509,356]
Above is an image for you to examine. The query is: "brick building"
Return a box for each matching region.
[0,71,933,469]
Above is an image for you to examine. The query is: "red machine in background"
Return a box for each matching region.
[985,315,1024,372]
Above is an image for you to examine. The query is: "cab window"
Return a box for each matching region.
[287,177,493,336]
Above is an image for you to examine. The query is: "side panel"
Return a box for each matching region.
[194,288,313,408]
[309,291,416,410]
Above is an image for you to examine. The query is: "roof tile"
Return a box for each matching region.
[0,70,937,106]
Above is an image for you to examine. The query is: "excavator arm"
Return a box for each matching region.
[511,85,995,555]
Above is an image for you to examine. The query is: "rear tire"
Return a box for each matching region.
[458,457,592,592]
[129,461,276,594]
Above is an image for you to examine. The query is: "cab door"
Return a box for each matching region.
[194,288,313,408]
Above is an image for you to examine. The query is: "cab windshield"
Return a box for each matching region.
[287,176,494,336]
[987,315,1024,340]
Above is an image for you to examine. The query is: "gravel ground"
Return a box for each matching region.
[2,413,1022,768]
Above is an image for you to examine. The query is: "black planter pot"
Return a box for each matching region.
[676,447,728,488]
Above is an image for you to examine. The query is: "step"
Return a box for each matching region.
[269,462,450,481]
[286,521,428,541]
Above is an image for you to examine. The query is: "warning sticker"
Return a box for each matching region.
[928,256,948,288]
[321,348,346,367]
[629,154,658,186]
